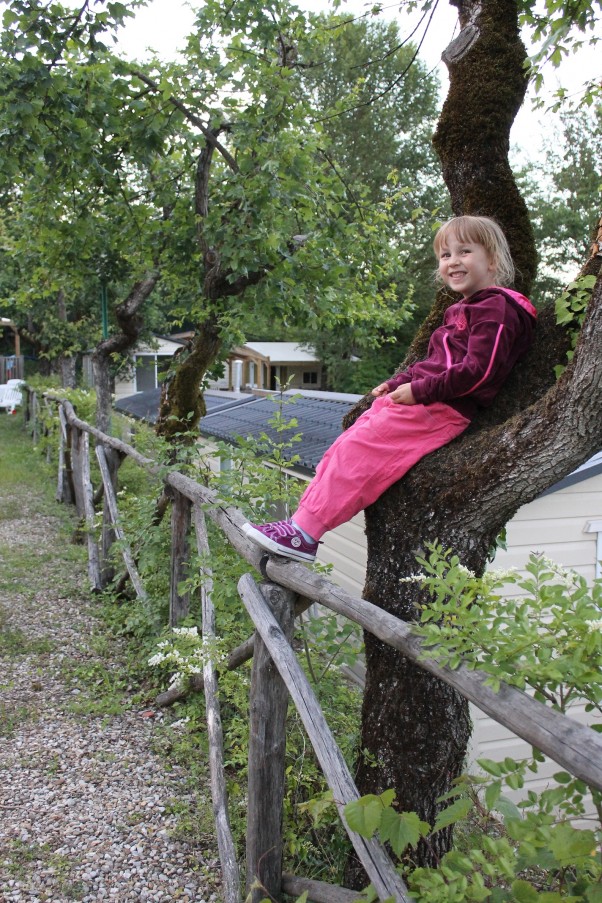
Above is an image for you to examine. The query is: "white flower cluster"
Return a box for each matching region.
[148,626,226,688]
[584,619,602,632]
[538,555,583,591]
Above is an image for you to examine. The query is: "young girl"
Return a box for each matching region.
[243,215,537,563]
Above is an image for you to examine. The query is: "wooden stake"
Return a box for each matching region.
[96,445,148,603]
[238,573,411,903]
[246,581,296,903]
[169,490,191,627]
[80,430,102,592]
[193,504,241,903]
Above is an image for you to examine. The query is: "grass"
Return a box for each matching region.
[3,840,85,900]
[0,417,61,512]
[0,701,37,737]
[0,414,124,712]
[0,613,55,657]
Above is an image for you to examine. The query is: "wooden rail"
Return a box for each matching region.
[25,389,602,903]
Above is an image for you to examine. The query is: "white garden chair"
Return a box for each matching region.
[0,379,24,414]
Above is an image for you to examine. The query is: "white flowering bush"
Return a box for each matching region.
[148,626,227,689]
[342,546,602,901]
[412,545,602,713]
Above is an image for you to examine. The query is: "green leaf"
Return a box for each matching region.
[494,796,521,822]
[432,797,472,833]
[477,758,503,777]
[511,880,540,902]
[379,809,428,857]
[484,781,502,810]
[549,823,597,866]
[586,884,602,902]
[344,795,383,839]
[298,791,334,827]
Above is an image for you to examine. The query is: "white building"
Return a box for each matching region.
[207,341,322,392]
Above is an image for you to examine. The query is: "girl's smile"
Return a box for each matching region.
[438,238,497,298]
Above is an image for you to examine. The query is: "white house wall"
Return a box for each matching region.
[489,474,602,588]
[317,513,368,596]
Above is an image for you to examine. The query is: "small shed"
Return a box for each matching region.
[207,342,321,392]
[83,335,186,398]
[114,336,186,399]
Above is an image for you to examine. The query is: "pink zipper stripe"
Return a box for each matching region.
[443,333,453,369]
[457,324,505,397]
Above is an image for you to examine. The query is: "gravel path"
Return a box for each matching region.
[0,487,222,902]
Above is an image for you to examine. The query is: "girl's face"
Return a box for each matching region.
[437,236,497,299]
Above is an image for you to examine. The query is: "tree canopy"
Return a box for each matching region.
[1,0,435,423]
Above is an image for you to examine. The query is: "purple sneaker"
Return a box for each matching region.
[243,519,318,563]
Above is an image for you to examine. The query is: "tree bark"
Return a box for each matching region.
[91,273,159,434]
[56,290,78,389]
[154,130,273,443]
[433,0,537,294]
[348,0,602,876]
[155,320,222,442]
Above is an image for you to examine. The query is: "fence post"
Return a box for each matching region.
[69,424,86,520]
[23,387,32,430]
[246,581,296,903]
[57,404,76,506]
[80,430,102,591]
[96,445,148,603]
[31,390,39,445]
[43,397,54,464]
[169,489,191,627]
[99,447,120,587]
[193,504,241,903]
[238,573,411,902]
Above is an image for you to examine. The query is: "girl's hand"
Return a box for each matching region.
[389,384,416,405]
[371,382,390,397]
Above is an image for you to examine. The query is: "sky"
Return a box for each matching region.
[115,0,599,166]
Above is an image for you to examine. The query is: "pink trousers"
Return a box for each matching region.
[293,396,470,540]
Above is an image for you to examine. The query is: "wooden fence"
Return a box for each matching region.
[24,390,602,903]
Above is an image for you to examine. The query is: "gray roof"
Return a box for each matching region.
[114,388,602,486]
[114,388,254,425]
[115,387,162,423]
[114,388,359,473]
[199,391,360,474]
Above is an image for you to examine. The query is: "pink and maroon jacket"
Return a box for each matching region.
[385,287,537,420]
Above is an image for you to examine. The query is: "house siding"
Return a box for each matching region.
[488,478,602,587]
[317,513,368,597]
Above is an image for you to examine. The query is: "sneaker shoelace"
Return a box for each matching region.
[263,519,297,540]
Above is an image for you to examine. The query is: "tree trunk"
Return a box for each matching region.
[349,0,602,877]
[91,273,159,433]
[60,356,77,389]
[433,0,537,294]
[56,290,78,389]
[155,318,222,443]
[154,131,272,444]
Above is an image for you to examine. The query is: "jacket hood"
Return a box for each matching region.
[488,286,537,320]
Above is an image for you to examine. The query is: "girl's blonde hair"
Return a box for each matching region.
[433,215,515,287]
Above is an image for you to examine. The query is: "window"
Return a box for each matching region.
[303,371,318,384]
[136,355,157,392]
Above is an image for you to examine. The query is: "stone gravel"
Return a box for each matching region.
[0,503,222,902]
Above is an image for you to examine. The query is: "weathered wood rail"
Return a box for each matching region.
[24,389,602,903]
